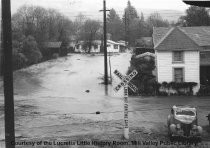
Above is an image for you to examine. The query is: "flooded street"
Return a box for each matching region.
[0,53,210,147]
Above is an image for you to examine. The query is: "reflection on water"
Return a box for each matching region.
[104,85,109,96]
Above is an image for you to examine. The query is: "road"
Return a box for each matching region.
[0,53,209,147]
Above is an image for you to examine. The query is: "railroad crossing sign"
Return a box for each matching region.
[114,70,138,93]
[113,69,138,139]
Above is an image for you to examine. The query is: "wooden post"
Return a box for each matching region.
[124,84,129,139]
[2,0,15,147]
[103,0,108,85]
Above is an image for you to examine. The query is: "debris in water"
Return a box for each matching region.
[96,111,100,114]
[85,90,90,93]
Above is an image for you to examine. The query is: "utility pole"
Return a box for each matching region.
[124,11,130,47]
[124,11,128,48]
[100,0,110,85]
[2,0,15,147]
[124,11,127,47]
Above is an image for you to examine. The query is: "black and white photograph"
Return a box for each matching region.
[0,0,210,147]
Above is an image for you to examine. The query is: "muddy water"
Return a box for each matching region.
[0,53,209,145]
[0,53,133,140]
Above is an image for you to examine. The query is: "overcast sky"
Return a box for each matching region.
[10,0,189,14]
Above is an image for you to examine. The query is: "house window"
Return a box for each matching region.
[173,51,184,63]
[114,45,118,49]
[174,68,184,82]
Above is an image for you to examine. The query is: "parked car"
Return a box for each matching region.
[167,105,202,140]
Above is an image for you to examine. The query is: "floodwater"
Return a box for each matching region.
[0,52,209,145]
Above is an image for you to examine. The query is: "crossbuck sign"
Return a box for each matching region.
[113,69,138,139]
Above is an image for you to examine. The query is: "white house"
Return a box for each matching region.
[107,40,120,53]
[74,40,101,53]
[75,40,121,53]
[153,26,210,94]
[117,40,128,52]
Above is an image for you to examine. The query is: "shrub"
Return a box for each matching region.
[158,91,168,96]
[12,49,27,70]
[159,81,198,96]
[127,53,156,96]
[197,85,210,96]
[52,53,59,59]
[22,36,42,65]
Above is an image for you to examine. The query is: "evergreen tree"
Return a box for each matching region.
[123,0,140,46]
[179,6,210,26]
[107,8,124,41]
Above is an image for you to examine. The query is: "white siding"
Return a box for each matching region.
[185,51,200,93]
[75,45,83,52]
[90,45,100,53]
[156,51,173,82]
[156,50,200,94]
[107,44,119,53]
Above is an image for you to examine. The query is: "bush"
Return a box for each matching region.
[22,36,42,65]
[158,91,168,96]
[197,85,210,96]
[52,53,59,59]
[13,51,27,70]
[127,52,156,96]
[159,81,198,96]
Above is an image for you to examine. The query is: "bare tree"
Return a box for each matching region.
[79,19,101,53]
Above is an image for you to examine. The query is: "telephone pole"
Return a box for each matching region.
[100,0,110,85]
[2,0,15,147]
[124,11,127,48]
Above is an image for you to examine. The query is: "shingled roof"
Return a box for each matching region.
[44,42,62,48]
[153,26,210,50]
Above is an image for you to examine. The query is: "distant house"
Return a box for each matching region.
[75,40,102,53]
[153,26,210,94]
[68,36,77,53]
[43,42,62,58]
[134,37,154,55]
[117,40,127,52]
[135,37,153,48]
[75,40,122,53]
[107,40,120,53]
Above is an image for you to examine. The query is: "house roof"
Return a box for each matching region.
[179,27,210,47]
[135,52,155,59]
[76,40,121,45]
[44,42,62,48]
[135,37,153,47]
[107,40,119,45]
[76,40,102,45]
[153,26,210,50]
[117,40,127,46]
[153,27,201,51]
